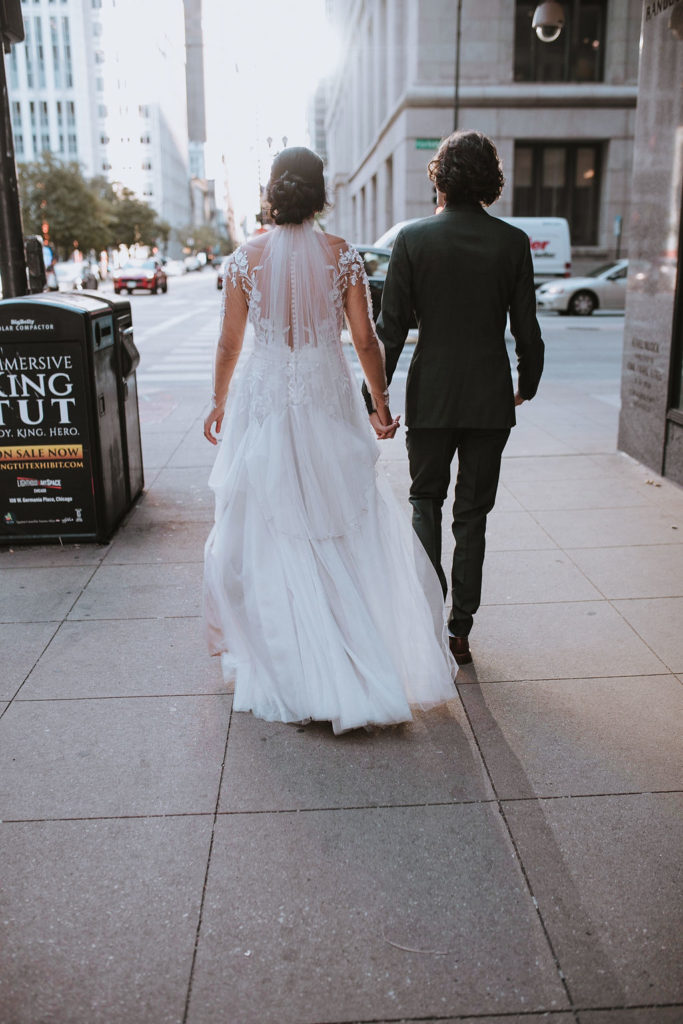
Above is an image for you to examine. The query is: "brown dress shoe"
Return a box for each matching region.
[449,635,472,665]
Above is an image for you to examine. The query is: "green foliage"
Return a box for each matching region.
[107,187,161,248]
[175,222,232,254]
[17,154,165,257]
[18,153,112,257]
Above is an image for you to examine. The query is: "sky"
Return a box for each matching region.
[202,0,340,234]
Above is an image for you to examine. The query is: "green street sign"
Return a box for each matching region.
[415,138,441,150]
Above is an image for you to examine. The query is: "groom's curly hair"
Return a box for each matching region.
[428,130,504,208]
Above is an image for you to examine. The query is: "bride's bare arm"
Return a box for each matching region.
[344,272,398,435]
[203,270,249,444]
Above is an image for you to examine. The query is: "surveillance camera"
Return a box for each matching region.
[532,1,565,43]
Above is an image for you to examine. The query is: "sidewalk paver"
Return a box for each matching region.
[504,793,683,1006]
[185,805,569,1024]
[0,305,681,1022]
[0,694,230,819]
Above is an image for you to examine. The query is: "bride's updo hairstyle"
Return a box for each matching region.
[267,147,327,225]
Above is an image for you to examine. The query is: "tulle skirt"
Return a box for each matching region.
[203,343,457,734]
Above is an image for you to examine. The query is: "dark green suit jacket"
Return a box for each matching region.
[363,202,544,429]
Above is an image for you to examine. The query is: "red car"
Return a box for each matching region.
[114,259,168,295]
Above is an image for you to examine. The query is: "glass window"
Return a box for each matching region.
[8,47,19,89]
[50,17,61,87]
[62,16,72,87]
[34,17,45,88]
[10,102,23,157]
[514,0,606,83]
[513,142,602,246]
[24,17,34,87]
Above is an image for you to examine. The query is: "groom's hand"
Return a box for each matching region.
[370,412,400,439]
[514,390,526,407]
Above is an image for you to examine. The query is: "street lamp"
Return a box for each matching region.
[532,2,565,43]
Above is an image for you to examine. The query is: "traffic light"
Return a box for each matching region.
[0,0,24,48]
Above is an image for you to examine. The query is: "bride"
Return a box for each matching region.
[203,146,456,734]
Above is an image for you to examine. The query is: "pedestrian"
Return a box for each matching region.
[368,129,545,665]
[203,147,456,734]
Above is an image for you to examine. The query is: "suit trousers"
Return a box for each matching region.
[406,426,510,637]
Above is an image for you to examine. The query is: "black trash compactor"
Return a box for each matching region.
[0,292,143,544]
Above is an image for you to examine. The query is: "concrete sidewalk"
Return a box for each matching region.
[0,368,682,1024]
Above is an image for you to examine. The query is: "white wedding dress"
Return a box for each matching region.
[203,219,456,734]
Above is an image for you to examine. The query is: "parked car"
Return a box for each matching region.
[353,245,419,328]
[163,259,187,277]
[536,259,628,315]
[113,258,168,295]
[352,246,392,321]
[184,255,202,272]
[376,215,572,286]
[53,260,99,291]
[374,219,419,249]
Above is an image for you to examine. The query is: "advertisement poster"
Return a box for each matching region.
[0,339,96,538]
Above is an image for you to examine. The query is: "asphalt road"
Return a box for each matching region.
[111,269,625,409]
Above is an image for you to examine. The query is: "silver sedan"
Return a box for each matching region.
[536,259,628,316]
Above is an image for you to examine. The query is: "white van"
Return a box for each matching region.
[375,214,572,286]
[495,216,572,285]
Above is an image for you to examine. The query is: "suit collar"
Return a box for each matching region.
[443,201,486,214]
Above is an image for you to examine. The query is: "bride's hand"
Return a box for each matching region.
[204,403,225,445]
[370,410,400,439]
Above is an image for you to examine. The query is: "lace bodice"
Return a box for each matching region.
[210,220,389,423]
[221,232,367,349]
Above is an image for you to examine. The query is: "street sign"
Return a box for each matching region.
[415,138,441,150]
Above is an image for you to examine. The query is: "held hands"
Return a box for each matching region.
[203,402,225,445]
[369,396,400,440]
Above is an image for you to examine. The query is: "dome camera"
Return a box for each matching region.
[532,2,565,43]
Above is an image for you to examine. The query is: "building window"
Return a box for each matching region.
[68,133,77,155]
[100,132,109,145]
[142,160,152,171]
[8,45,19,89]
[514,0,606,83]
[24,17,34,87]
[98,103,107,118]
[513,141,602,246]
[50,17,61,87]
[34,17,46,88]
[62,16,73,88]
[95,50,104,64]
[39,100,49,152]
[140,133,150,144]
[92,0,102,7]
[96,76,104,91]
[11,102,23,158]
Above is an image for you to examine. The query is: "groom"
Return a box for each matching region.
[365,130,544,665]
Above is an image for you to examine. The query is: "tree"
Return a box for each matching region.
[18,156,166,257]
[107,187,161,249]
[18,153,112,257]
[175,222,233,255]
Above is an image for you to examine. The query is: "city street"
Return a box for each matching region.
[1,269,681,1024]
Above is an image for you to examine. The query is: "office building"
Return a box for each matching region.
[323,0,640,262]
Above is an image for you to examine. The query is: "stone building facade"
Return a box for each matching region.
[322,0,641,259]
[618,1,683,486]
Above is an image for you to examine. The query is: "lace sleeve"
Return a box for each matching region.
[337,246,366,290]
[219,248,252,333]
